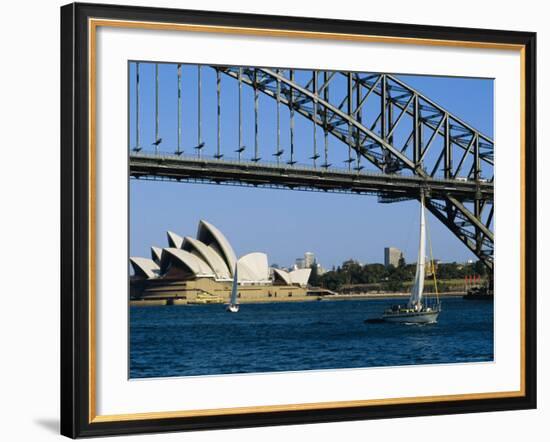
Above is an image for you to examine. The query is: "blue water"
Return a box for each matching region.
[129,298,493,378]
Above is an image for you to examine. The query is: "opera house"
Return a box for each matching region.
[130,220,312,304]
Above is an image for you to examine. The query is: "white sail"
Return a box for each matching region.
[229,264,239,306]
[408,194,426,310]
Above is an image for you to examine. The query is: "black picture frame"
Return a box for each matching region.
[61,2,537,438]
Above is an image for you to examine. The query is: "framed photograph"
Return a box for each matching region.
[60,2,537,438]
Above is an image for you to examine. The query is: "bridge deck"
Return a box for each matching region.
[129,153,493,202]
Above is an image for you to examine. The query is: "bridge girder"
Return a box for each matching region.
[129,154,493,202]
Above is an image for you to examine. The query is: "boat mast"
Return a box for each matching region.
[230,264,239,306]
[408,192,426,309]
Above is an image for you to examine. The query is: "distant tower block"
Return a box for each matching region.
[384,247,403,267]
[295,258,306,269]
[304,252,315,268]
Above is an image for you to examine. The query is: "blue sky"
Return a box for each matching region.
[129,62,493,268]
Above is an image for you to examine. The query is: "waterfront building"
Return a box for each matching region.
[130,220,312,303]
[384,246,403,267]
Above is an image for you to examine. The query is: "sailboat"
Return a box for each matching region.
[226,264,240,313]
[380,193,441,324]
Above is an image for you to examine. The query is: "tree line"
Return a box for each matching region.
[309,258,489,292]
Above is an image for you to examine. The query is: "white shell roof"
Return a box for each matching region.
[182,237,231,279]
[197,220,237,276]
[161,248,215,277]
[289,268,312,287]
[272,268,312,287]
[238,253,270,282]
[272,268,292,285]
[130,257,160,279]
[167,231,184,249]
[151,246,163,264]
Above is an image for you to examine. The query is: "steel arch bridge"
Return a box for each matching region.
[129,63,494,269]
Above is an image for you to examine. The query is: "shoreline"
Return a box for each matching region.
[130,291,465,307]
[325,292,464,300]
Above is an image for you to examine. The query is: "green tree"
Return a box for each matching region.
[309,263,320,286]
[398,254,406,268]
[474,260,487,277]
[319,271,345,291]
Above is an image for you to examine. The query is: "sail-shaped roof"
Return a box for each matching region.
[130,257,160,279]
[238,253,270,282]
[182,237,231,279]
[272,268,292,285]
[160,248,215,277]
[151,246,163,264]
[272,268,312,286]
[196,220,237,276]
[289,268,312,287]
[167,231,184,249]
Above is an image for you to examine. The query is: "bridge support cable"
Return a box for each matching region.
[176,64,183,155]
[346,72,353,170]
[355,73,363,172]
[322,71,330,169]
[252,70,261,162]
[133,62,141,152]
[444,114,451,179]
[236,67,245,160]
[311,71,319,168]
[388,86,394,148]
[413,94,420,166]
[273,69,283,165]
[215,70,223,159]
[195,65,204,158]
[288,70,296,166]
[474,134,480,181]
[380,74,388,171]
[153,63,161,153]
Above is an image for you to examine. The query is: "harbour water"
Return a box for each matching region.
[129,297,493,379]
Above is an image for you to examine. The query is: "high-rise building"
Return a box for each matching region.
[295,257,306,269]
[304,252,315,269]
[384,247,403,267]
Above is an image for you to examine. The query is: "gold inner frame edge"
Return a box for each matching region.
[87,18,527,424]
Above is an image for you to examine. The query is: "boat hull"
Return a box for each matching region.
[226,304,240,313]
[382,310,439,324]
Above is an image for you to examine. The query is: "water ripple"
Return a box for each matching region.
[130,298,494,378]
